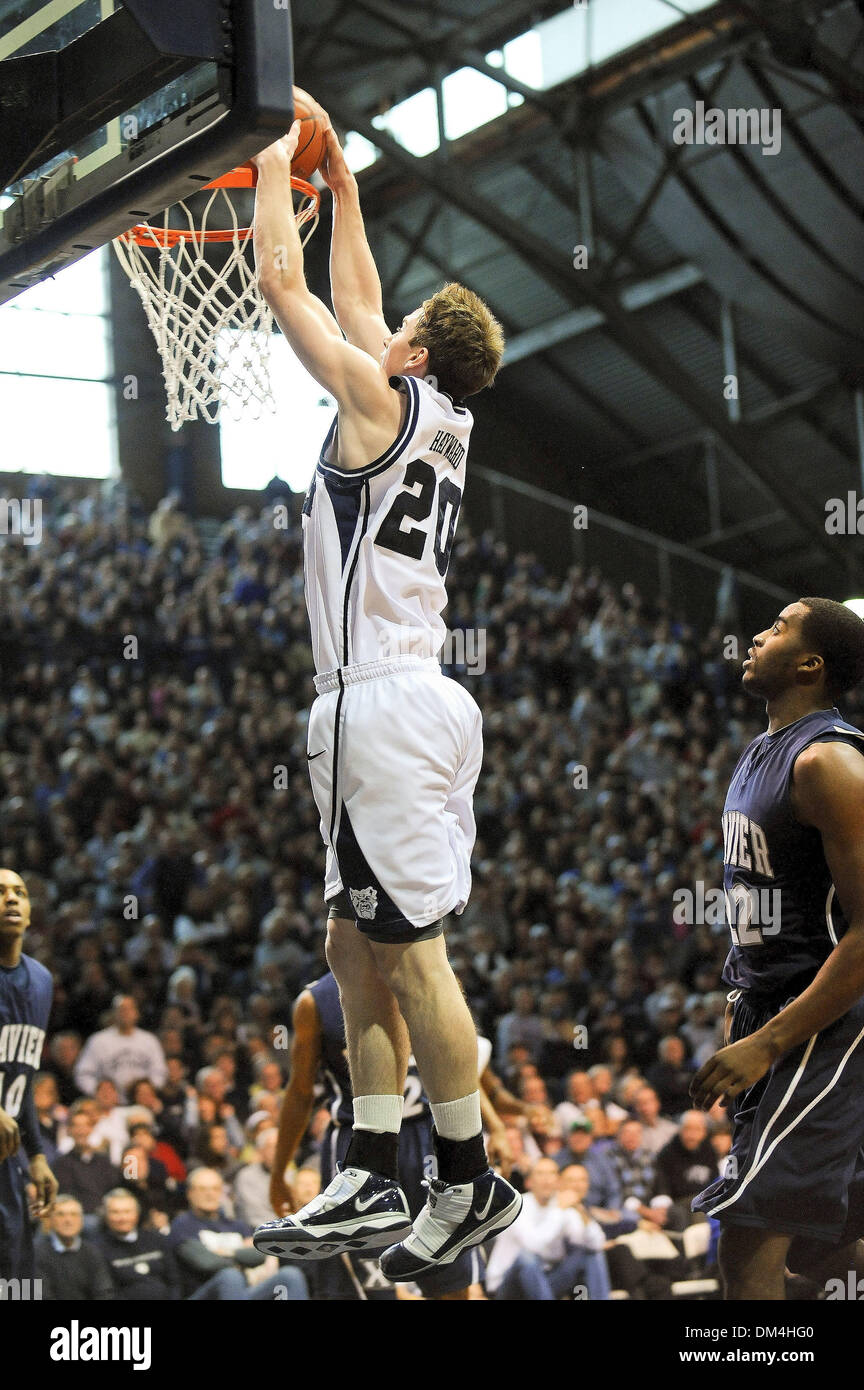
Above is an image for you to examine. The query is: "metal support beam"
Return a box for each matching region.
[564,8,753,128]
[744,377,842,427]
[705,434,722,534]
[599,59,734,284]
[345,0,563,86]
[634,96,864,370]
[312,0,750,144]
[433,62,448,161]
[609,429,711,472]
[471,464,793,602]
[609,431,780,545]
[526,150,852,468]
[381,202,441,300]
[576,144,595,263]
[464,49,559,118]
[319,95,840,568]
[720,300,742,425]
[741,0,864,109]
[382,217,642,445]
[690,511,786,550]
[687,71,864,299]
[855,388,864,495]
[743,57,864,225]
[503,262,703,365]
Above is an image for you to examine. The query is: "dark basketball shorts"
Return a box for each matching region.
[309,1118,482,1300]
[692,991,864,1245]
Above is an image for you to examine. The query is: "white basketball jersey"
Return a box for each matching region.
[302,374,473,675]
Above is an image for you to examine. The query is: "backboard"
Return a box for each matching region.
[0,0,295,304]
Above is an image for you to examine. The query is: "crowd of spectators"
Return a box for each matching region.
[3,477,861,1300]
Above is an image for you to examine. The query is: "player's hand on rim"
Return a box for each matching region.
[689,1033,778,1110]
[250,120,303,171]
[320,127,353,193]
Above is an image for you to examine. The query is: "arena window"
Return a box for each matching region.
[372,87,441,158]
[0,248,117,477]
[219,332,335,492]
[344,0,715,167]
[442,67,524,142]
[343,132,380,175]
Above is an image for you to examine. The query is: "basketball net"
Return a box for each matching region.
[112,167,320,431]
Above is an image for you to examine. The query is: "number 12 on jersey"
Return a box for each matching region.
[374,460,462,576]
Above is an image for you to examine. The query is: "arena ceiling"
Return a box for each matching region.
[293,0,864,600]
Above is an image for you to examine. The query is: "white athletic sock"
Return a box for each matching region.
[430,1091,482,1142]
[353,1094,404,1134]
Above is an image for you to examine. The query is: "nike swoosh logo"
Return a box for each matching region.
[355,1191,384,1212]
[306,750,325,760]
[473,1189,495,1222]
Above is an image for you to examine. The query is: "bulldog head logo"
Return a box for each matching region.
[349,886,378,920]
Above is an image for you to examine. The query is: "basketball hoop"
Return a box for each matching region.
[113,164,320,431]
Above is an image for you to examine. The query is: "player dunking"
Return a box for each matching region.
[690,598,864,1300]
[0,869,58,1283]
[250,110,521,1278]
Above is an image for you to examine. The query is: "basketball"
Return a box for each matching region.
[291,85,328,179]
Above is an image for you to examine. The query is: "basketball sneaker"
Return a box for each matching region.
[378,1168,522,1281]
[252,1165,412,1259]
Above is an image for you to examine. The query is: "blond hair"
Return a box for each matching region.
[411,282,504,399]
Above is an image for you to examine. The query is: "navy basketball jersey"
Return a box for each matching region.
[721,707,864,1001]
[0,953,52,1150]
[307,972,429,1127]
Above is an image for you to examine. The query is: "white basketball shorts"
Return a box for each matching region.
[306,655,483,943]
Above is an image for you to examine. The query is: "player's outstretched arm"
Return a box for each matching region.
[270,989,323,1216]
[482,1062,555,1134]
[480,1063,522,1114]
[479,1073,513,1178]
[28,1154,59,1216]
[18,1080,58,1214]
[253,127,396,427]
[319,128,391,359]
[691,741,864,1109]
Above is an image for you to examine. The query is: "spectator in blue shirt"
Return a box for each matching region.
[609,1119,664,1225]
[169,1167,307,1301]
[558,1120,638,1237]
